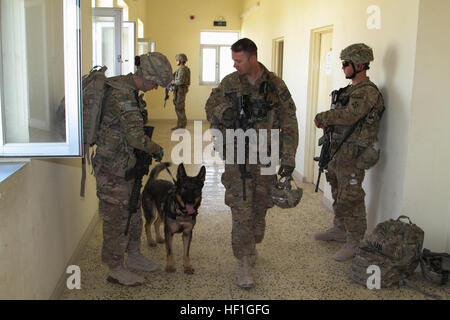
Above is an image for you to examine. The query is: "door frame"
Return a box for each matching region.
[272,37,284,79]
[304,25,334,184]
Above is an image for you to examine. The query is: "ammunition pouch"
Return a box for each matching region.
[356,145,380,170]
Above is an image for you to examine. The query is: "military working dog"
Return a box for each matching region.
[141,162,206,274]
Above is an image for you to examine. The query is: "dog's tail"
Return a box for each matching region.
[149,162,171,181]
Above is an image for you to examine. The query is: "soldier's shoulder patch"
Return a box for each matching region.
[121,101,139,112]
[350,93,365,100]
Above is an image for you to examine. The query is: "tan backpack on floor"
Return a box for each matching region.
[349,215,424,288]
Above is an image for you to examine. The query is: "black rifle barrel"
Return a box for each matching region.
[315,169,322,193]
[124,126,154,235]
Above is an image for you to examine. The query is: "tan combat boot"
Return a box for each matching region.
[107,264,144,286]
[333,237,361,262]
[236,256,254,290]
[127,241,160,272]
[314,217,346,242]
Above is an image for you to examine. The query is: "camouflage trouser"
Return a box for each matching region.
[173,86,188,128]
[221,164,276,259]
[95,166,143,269]
[326,143,367,240]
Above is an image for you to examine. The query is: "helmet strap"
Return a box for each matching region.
[349,62,366,79]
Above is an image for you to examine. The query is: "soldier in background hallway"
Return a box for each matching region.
[93,52,172,286]
[170,53,190,130]
[205,38,299,289]
[314,43,385,261]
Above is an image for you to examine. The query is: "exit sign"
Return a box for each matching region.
[214,21,227,27]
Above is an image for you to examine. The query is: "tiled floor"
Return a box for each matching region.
[59,120,449,300]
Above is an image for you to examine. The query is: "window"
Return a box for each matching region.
[0,0,82,157]
[200,31,239,85]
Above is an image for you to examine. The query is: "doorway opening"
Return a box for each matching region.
[305,25,334,191]
[92,7,136,77]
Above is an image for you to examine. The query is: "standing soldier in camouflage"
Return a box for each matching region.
[205,38,299,289]
[93,52,172,286]
[314,43,385,261]
[170,53,190,130]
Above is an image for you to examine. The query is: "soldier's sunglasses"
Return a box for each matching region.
[342,61,351,68]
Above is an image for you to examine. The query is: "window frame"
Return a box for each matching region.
[199,30,239,86]
[0,0,83,158]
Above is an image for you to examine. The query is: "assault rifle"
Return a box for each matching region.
[314,127,332,192]
[124,126,162,235]
[230,94,252,201]
[164,86,173,108]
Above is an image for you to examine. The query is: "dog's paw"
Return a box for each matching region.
[184,266,195,274]
[165,266,176,273]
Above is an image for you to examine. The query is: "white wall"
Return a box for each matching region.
[0,160,98,299]
[403,0,450,252]
[0,0,97,299]
[241,0,421,231]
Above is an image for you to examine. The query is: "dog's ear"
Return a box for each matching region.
[177,163,187,181]
[196,166,206,183]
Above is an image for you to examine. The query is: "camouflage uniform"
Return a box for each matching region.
[171,55,190,128]
[315,77,384,243]
[93,74,161,268]
[205,63,298,260]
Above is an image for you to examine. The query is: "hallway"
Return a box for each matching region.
[58,121,449,300]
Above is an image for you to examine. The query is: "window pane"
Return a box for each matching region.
[219,46,234,81]
[200,32,239,45]
[202,48,217,82]
[0,0,82,157]
[1,0,66,143]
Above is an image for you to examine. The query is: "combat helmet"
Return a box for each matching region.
[137,52,173,87]
[340,43,374,65]
[271,176,303,209]
[175,53,188,63]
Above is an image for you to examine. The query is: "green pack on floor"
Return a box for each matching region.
[349,215,424,288]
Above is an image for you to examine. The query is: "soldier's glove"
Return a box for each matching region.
[278,165,294,178]
[152,146,164,162]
